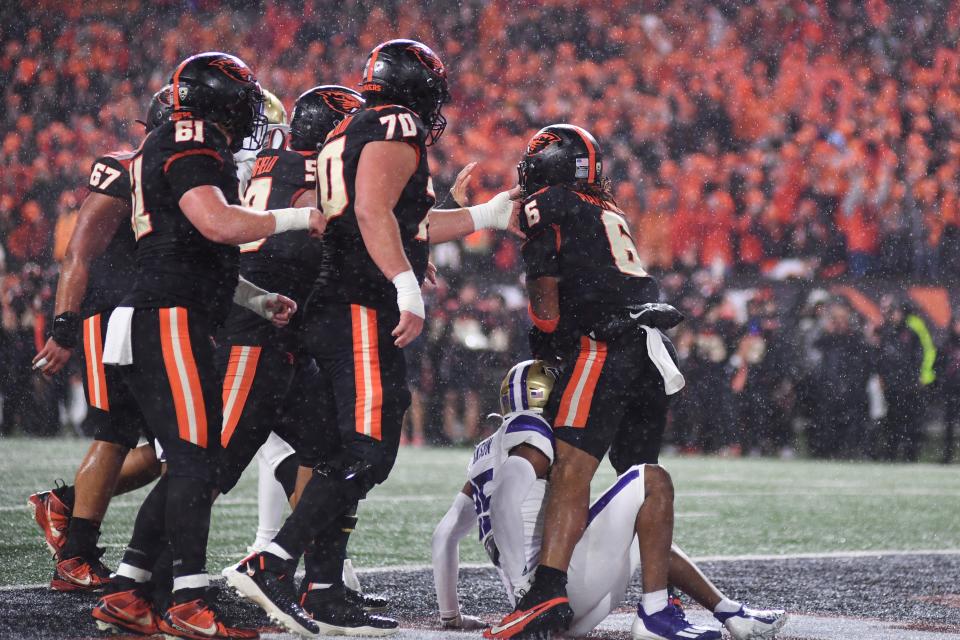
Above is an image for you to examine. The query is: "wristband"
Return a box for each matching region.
[271,207,313,234]
[467,191,513,230]
[51,312,81,349]
[392,270,425,318]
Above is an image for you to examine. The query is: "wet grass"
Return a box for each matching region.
[1,437,958,587]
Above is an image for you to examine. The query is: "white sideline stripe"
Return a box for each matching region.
[4,549,960,591]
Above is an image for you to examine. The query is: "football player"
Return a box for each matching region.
[433,361,788,640]
[27,88,173,592]
[489,125,691,639]
[226,39,519,637]
[91,51,321,639]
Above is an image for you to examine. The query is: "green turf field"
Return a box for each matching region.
[1,437,958,587]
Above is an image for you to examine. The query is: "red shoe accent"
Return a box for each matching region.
[92,589,160,635]
[159,599,259,639]
[484,597,570,639]
[27,490,71,558]
[52,556,112,592]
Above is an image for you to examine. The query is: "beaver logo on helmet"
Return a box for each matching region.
[406,43,446,78]
[321,89,364,115]
[208,56,254,83]
[527,131,562,155]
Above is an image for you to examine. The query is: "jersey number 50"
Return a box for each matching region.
[317,137,348,219]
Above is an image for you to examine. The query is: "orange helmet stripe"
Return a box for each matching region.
[365,43,385,83]
[171,57,191,111]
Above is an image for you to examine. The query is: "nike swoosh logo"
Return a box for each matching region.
[178,619,219,636]
[629,311,644,319]
[69,573,92,586]
[487,598,567,637]
[105,604,152,627]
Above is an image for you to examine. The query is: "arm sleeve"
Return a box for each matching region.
[519,190,562,279]
[488,456,538,586]
[431,491,476,619]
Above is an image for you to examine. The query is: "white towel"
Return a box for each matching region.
[641,325,685,395]
[102,306,134,365]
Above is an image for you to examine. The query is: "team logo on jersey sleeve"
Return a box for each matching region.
[527,132,562,155]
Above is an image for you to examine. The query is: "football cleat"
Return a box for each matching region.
[51,551,113,592]
[631,604,721,640]
[92,588,160,635]
[300,586,398,636]
[345,586,389,613]
[484,592,573,639]
[224,552,320,637]
[27,486,71,558]
[715,605,788,640]
[158,599,259,639]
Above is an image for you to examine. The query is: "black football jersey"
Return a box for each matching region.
[519,186,659,336]
[121,118,240,325]
[220,145,322,346]
[311,104,434,312]
[81,152,137,318]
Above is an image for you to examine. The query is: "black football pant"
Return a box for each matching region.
[215,343,311,494]
[114,307,219,597]
[546,327,676,474]
[272,303,409,563]
[81,311,151,449]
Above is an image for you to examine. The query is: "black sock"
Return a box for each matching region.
[166,476,213,582]
[302,502,357,589]
[61,517,100,559]
[54,483,75,510]
[173,586,207,604]
[273,470,362,559]
[535,565,568,591]
[121,475,169,573]
[274,455,298,499]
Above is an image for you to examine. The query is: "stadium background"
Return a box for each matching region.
[4,0,960,459]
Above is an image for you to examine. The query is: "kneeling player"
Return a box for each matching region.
[432,361,787,640]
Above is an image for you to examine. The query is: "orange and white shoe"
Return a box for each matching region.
[51,553,113,592]
[158,599,259,639]
[92,588,160,635]
[27,487,71,558]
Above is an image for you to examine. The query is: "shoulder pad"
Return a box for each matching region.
[351,105,427,145]
[500,413,554,463]
[88,154,130,200]
[519,186,569,235]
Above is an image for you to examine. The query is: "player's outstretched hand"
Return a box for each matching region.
[32,338,72,375]
[441,613,487,631]
[266,294,297,327]
[424,261,439,289]
[451,162,477,207]
[308,208,326,238]
[392,310,424,348]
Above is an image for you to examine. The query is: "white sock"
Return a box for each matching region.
[715,598,742,614]
[265,542,293,561]
[642,589,669,614]
[254,454,285,549]
[116,563,151,583]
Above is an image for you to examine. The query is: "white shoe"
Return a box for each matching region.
[718,606,788,640]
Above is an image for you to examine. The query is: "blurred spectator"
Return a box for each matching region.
[873,296,926,462]
[935,314,960,464]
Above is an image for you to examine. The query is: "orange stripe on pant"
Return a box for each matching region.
[220,345,262,446]
[351,304,383,440]
[159,307,208,447]
[555,336,608,428]
[83,315,109,411]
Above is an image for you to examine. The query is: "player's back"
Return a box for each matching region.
[83,151,137,317]
[220,141,321,346]
[123,118,240,325]
[312,104,434,311]
[467,410,554,588]
[520,185,659,335]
